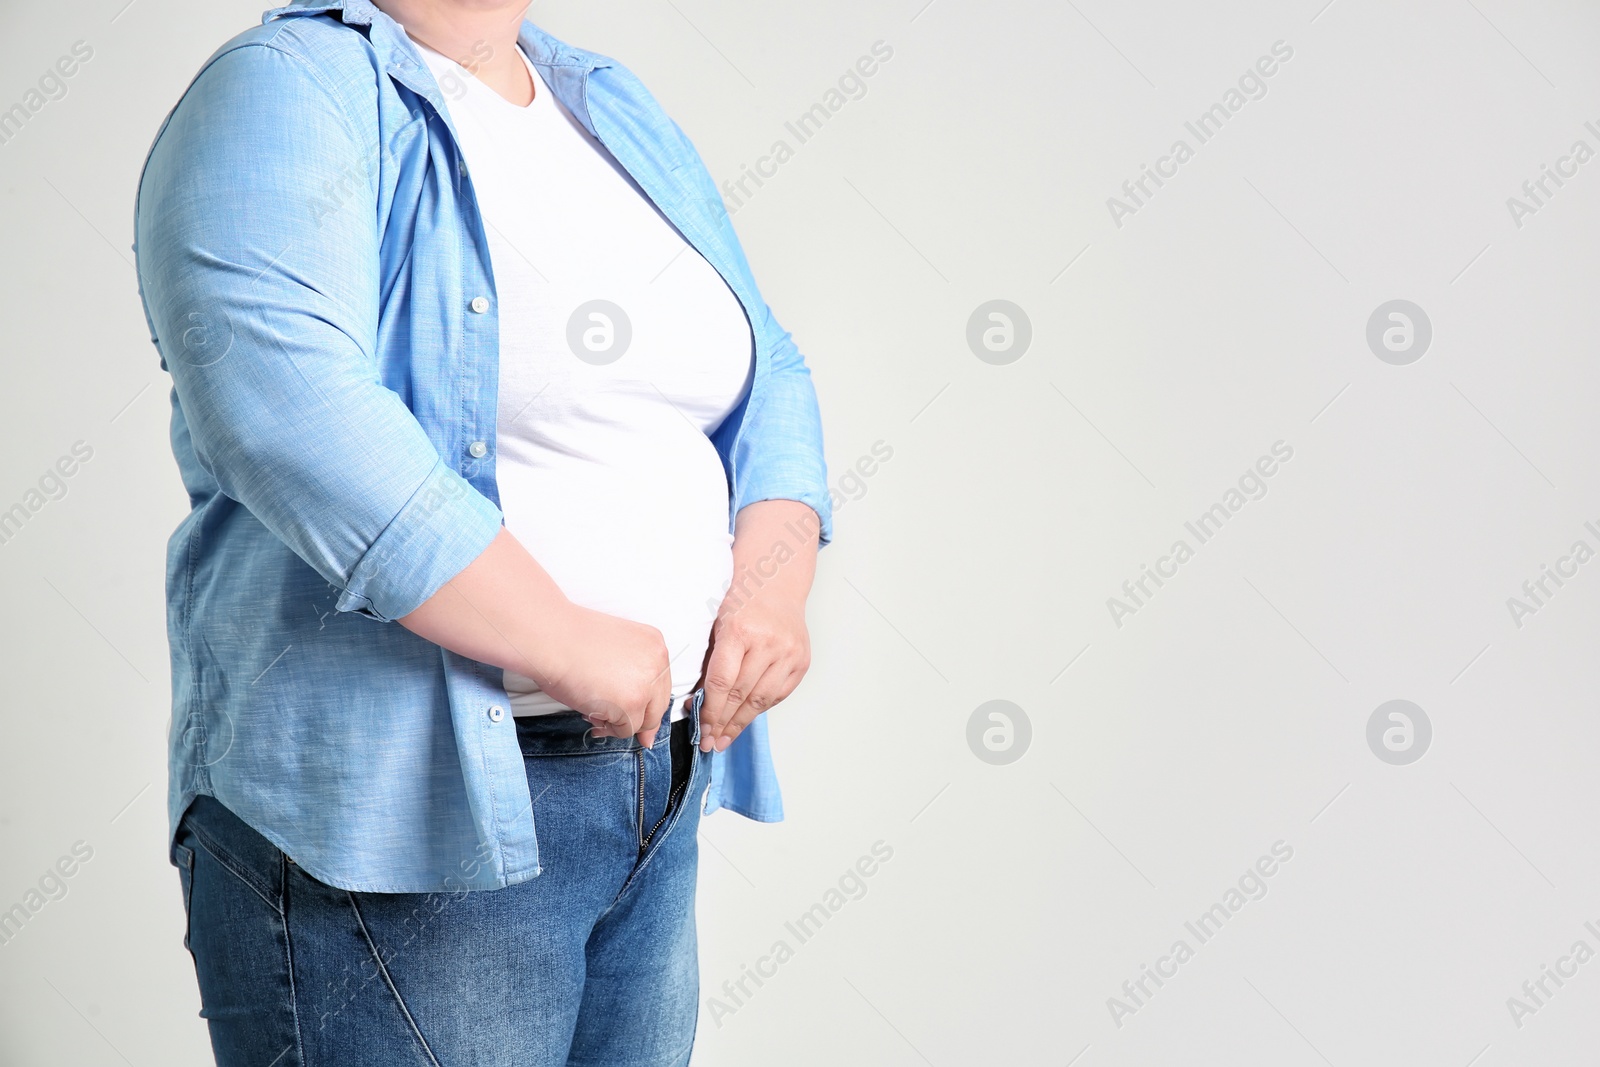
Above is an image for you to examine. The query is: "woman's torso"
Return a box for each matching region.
[416,40,754,717]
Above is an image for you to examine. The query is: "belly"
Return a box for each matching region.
[496,423,733,705]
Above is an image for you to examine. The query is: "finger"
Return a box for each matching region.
[636,651,674,747]
[714,662,791,752]
[583,698,631,740]
[697,629,748,752]
[635,694,669,749]
[632,702,660,748]
[707,648,774,753]
[584,710,629,740]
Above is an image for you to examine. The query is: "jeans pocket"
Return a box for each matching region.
[173,836,196,958]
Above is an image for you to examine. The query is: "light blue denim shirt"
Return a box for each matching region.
[133,0,832,892]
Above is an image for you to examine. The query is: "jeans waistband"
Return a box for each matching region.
[515,689,702,757]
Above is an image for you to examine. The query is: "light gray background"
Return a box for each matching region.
[2,0,1598,1063]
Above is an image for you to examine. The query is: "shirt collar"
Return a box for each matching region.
[261,0,610,138]
[261,0,608,71]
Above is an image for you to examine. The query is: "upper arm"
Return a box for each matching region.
[135,43,503,621]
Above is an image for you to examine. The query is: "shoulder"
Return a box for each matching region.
[178,13,383,137]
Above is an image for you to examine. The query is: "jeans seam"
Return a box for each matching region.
[174,841,197,957]
[345,891,443,1067]
[280,855,306,1067]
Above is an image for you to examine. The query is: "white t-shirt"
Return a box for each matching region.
[415,40,754,722]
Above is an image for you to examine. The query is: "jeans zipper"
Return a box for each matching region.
[643,777,686,853]
[635,749,647,852]
[641,720,689,853]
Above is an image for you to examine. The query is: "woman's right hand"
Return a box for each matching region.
[538,604,673,746]
[399,527,671,745]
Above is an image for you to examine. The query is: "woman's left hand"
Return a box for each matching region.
[697,592,811,752]
[695,499,821,753]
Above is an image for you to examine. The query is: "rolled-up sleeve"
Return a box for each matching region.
[134,42,503,623]
[731,300,835,547]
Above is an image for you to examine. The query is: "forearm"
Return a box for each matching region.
[398,526,574,686]
[727,499,820,611]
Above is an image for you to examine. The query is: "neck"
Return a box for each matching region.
[373,0,532,104]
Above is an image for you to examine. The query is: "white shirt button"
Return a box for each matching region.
[469,296,489,314]
[468,440,487,458]
[487,704,505,723]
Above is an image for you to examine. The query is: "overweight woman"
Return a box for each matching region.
[132,1,831,1063]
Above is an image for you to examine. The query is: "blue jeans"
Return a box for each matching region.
[173,693,710,1066]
